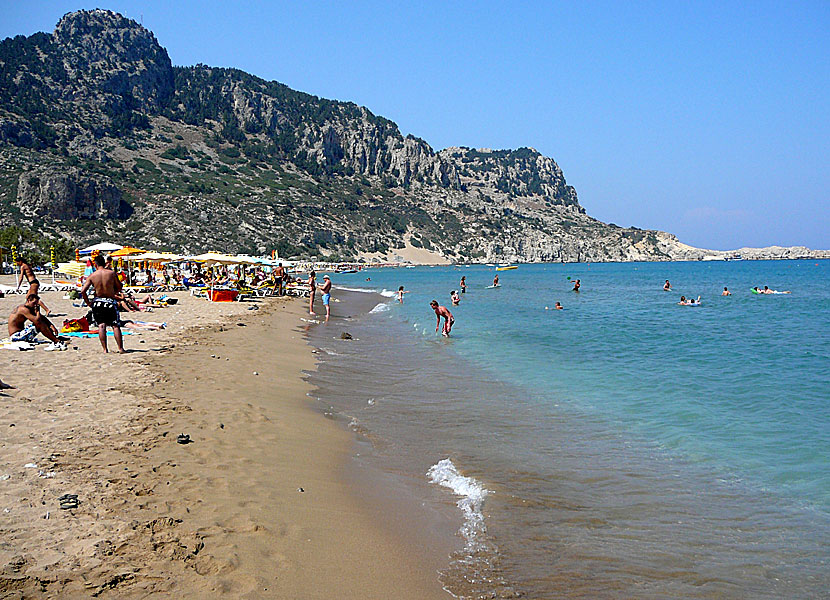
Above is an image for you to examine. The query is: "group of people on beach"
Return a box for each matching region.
[7,254,127,353]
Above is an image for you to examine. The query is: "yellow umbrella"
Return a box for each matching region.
[110,246,146,257]
[55,261,86,279]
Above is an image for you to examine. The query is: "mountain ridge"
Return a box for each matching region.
[1,9,825,262]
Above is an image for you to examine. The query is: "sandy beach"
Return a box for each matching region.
[0,277,448,598]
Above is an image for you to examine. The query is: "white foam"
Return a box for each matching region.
[335,286,375,294]
[369,303,390,313]
[427,458,491,551]
[379,289,398,298]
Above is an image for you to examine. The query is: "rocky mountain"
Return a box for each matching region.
[0,9,825,262]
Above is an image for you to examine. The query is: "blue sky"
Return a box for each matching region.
[2,1,828,250]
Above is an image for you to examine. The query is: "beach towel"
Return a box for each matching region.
[0,340,36,351]
[61,330,133,337]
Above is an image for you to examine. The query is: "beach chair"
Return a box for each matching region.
[239,282,277,298]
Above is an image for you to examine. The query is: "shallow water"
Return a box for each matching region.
[307,261,830,599]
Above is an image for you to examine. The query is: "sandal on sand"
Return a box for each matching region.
[58,493,79,509]
[176,434,191,445]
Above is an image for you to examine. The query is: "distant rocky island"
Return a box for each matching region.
[0,9,826,263]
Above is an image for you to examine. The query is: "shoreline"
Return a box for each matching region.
[0,280,448,598]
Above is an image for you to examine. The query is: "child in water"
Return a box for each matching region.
[397,286,408,303]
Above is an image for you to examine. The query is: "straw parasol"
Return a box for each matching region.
[189,252,244,265]
[125,252,185,263]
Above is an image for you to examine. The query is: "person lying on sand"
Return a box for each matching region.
[8,293,66,349]
[121,319,166,331]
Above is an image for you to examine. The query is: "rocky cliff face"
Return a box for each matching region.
[0,10,823,262]
[16,168,129,220]
[54,9,174,113]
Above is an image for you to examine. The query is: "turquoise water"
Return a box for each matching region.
[312,260,830,598]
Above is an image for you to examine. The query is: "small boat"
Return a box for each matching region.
[496,265,518,271]
[336,269,358,274]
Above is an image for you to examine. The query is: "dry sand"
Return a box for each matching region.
[0,277,448,598]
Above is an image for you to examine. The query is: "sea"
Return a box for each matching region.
[305,260,829,599]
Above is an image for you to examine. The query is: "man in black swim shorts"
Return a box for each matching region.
[80,254,126,353]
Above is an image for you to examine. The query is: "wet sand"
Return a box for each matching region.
[0,277,447,598]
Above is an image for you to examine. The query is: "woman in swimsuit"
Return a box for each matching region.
[15,258,50,315]
[308,270,317,315]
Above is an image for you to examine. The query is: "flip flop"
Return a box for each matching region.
[58,493,79,509]
[176,434,191,444]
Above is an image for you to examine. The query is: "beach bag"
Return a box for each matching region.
[61,317,89,333]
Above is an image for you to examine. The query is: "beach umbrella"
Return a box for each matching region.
[189,252,243,265]
[55,261,86,279]
[110,246,146,257]
[125,252,184,263]
[80,242,123,255]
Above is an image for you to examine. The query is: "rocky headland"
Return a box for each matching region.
[0,9,825,262]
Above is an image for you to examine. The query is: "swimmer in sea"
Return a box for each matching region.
[572,279,580,292]
[762,285,791,294]
[460,276,467,294]
[722,287,732,296]
[493,274,499,287]
[555,302,563,310]
[451,290,460,306]
[664,280,672,291]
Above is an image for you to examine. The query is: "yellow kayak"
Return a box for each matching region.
[496,266,518,271]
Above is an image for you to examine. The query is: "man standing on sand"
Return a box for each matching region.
[320,274,332,322]
[273,262,285,296]
[15,257,50,315]
[430,300,454,337]
[7,293,66,350]
[80,254,125,353]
